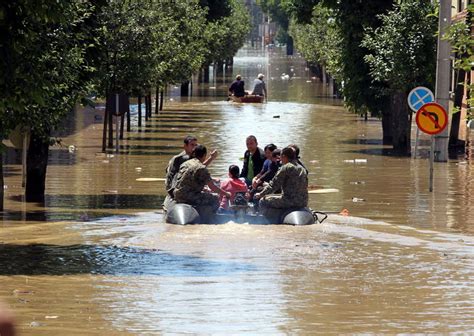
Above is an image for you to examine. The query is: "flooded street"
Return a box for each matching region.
[1,47,474,334]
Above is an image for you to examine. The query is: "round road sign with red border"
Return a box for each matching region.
[415,102,448,135]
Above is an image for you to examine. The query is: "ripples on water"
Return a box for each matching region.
[1,47,474,334]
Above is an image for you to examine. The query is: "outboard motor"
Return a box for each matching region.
[165,203,200,225]
[281,209,315,225]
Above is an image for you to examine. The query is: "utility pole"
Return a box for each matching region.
[434,0,452,162]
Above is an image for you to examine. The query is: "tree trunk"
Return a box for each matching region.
[198,69,203,83]
[144,94,149,121]
[180,81,190,96]
[321,65,327,85]
[138,95,142,127]
[25,130,50,203]
[107,100,113,148]
[0,152,4,211]
[286,36,294,56]
[203,65,210,83]
[148,94,152,118]
[126,106,131,132]
[102,97,109,152]
[120,112,125,140]
[389,91,411,156]
[155,87,159,114]
[215,61,224,79]
[159,89,164,111]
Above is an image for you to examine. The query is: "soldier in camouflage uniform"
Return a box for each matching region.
[173,145,230,211]
[163,136,217,211]
[255,146,308,213]
[165,135,197,193]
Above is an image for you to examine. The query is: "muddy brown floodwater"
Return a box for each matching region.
[1,47,474,335]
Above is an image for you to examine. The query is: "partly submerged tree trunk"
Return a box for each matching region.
[0,152,3,211]
[215,61,224,78]
[25,130,50,203]
[202,65,210,83]
[382,108,393,145]
[155,87,159,114]
[107,100,113,148]
[389,91,411,156]
[159,89,164,111]
[138,95,142,127]
[180,81,190,96]
[286,36,294,56]
[102,94,109,152]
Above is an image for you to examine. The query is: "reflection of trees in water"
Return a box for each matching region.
[0,243,255,277]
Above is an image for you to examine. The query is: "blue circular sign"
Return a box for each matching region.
[408,87,434,112]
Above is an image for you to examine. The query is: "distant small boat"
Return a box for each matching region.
[230,95,264,103]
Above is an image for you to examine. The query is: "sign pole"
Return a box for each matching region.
[429,135,434,192]
[115,94,119,153]
[415,102,448,192]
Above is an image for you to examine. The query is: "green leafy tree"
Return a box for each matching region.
[202,0,251,65]
[1,1,96,203]
[362,0,437,155]
[289,3,342,83]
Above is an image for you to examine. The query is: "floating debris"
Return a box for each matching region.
[350,181,366,185]
[352,197,366,202]
[273,115,280,118]
[136,177,166,182]
[339,208,350,216]
[308,188,339,194]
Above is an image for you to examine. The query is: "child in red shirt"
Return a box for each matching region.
[219,165,248,210]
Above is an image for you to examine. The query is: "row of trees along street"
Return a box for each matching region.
[261,0,473,156]
[0,0,251,209]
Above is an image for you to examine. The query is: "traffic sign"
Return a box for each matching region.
[408,87,434,112]
[415,102,448,135]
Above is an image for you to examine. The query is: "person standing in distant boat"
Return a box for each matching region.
[251,73,267,101]
[229,74,246,98]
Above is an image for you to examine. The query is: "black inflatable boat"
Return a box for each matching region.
[164,197,325,225]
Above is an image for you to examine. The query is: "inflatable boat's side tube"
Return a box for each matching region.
[281,209,316,225]
[165,203,200,225]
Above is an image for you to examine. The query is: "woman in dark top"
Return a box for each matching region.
[229,74,246,97]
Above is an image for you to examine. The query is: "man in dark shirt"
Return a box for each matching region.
[240,135,266,186]
[228,74,246,98]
